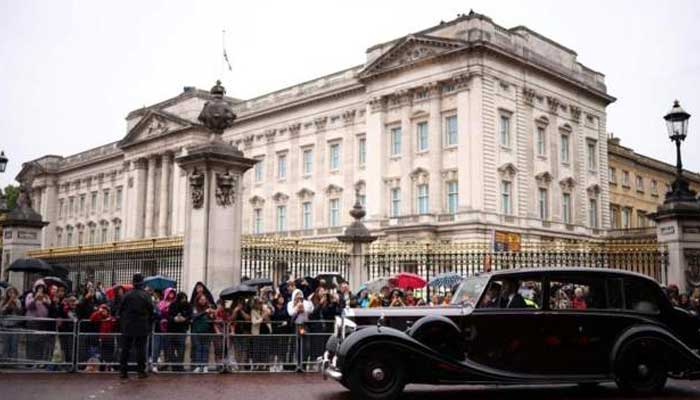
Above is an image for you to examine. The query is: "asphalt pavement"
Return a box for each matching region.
[1,373,699,400]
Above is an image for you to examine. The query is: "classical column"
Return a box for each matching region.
[399,91,413,215]
[133,159,148,238]
[158,152,171,237]
[144,155,157,237]
[365,96,386,220]
[41,180,59,247]
[427,83,443,214]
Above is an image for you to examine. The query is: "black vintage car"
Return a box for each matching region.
[321,268,700,399]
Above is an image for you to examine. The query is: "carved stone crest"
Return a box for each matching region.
[146,117,169,136]
[685,248,700,288]
[215,171,238,207]
[189,169,205,209]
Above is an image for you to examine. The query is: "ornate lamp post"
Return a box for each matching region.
[663,100,696,203]
[0,151,8,173]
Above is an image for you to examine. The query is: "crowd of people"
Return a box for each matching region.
[664,284,700,315]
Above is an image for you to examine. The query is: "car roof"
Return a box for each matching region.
[479,267,660,285]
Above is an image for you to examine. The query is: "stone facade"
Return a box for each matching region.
[608,136,700,232]
[17,12,620,248]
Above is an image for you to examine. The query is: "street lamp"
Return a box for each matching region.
[663,100,696,203]
[0,151,7,173]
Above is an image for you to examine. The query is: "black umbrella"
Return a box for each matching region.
[43,276,67,289]
[242,277,273,288]
[51,264,70,278]
[0,281,8,289]
[7,258,53,275]
[219,284,256,301]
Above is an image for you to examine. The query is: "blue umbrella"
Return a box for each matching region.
[143,275,176,291]
[428,272,463,288]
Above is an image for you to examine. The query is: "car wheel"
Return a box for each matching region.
[614,338,668,394]
[348,350,406,400]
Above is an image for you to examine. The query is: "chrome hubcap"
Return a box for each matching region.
[637,364,649,377]
[371,367,385,381]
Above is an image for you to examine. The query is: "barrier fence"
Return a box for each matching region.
[0,317,334,373]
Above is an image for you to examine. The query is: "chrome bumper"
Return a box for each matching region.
[320,351,342,381]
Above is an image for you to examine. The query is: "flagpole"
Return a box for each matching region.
[221,29,225,81]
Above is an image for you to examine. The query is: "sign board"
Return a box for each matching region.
[494,231,521,252]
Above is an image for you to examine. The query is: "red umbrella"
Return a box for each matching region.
[392,272,426,289]
[106,284,133,300]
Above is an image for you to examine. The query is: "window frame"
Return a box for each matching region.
[445,115,458,147]
[390,126,402,157]
[416,121,429,152]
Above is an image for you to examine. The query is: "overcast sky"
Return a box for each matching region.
[1,0,699,188]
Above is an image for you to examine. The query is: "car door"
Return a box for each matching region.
[463,274,547,375]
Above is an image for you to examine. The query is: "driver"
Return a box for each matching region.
[500,279,527,309]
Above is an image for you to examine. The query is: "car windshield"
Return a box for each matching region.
[451,275,490,307]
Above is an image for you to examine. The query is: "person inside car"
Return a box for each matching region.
[499,280,527,309]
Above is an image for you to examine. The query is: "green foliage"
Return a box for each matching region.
[2,184,19,210]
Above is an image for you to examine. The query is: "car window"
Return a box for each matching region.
[606,278,624,309]
[477,276,542,310]
[549,276,606,310]
[624,278,660,314]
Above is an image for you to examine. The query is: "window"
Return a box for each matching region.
[91,192,97,213]
[115,188,123,210]
[447,181,458,214]
[254,158,264,183]
[114,225,121,241]
[101,226,108,243]
[417,184,429,214]
[276,205,287,232]
[499,114,511,147]
[651,179,658,195]
[67,231,73,246]
[622,170,630,186]
[277,153,287,179]
[68,197,74,217]
[302,202,312,230]
[622,207,631,229]
[501,180,512,215]
[89,226,96,245]
[56,231,63,246]
[329,199,340,227]
[562,193,572,224]
[445,115,458,146]
[79,195,86,214]
[589,198,599,228]
[609,167,617,184]
[390,127,402,156]
[78,230,84,245]
[390,188,401,217]
[416,122,428,151]
[637,210,647,228]
[538,188,549,220]
[536,126,546,156]
[302,149,313,176]
[58,199,64,218]
[103,190,110,212]
[329,143,340,170]
[586,140,597,170]
[636,175,644,192]
[478,277,542,309]
[358,137,366,167]
[253,209,263,234]
[624,279,660,314]
[549,276,607,310]
[560,134,570,163]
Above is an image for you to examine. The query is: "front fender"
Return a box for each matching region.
[611,324,700,376]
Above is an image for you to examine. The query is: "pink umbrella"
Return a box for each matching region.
[392,272,426,289]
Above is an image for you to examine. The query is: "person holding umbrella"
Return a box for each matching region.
[118,274,154,379]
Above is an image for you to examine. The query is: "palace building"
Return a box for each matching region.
[17,12,620,250]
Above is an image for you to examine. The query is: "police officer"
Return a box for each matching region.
[118,273,153,379]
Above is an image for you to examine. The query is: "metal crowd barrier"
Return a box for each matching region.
[0,316,335,373]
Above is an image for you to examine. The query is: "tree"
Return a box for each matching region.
[2,184,19,210]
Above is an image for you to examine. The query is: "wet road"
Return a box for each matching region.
[1,373,699,400]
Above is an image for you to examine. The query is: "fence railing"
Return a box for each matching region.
[0,316,334,373]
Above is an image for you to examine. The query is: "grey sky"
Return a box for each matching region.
[1,0,699,188]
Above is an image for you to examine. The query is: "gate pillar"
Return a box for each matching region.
[338,191,377,291]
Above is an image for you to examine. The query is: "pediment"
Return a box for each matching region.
[360,34,466,79]
[119,110,195,148]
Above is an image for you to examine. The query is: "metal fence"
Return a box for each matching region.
[365,241,669,287]
[0,317,333,373]
[26,237,184,292]
[241,236,350,285]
